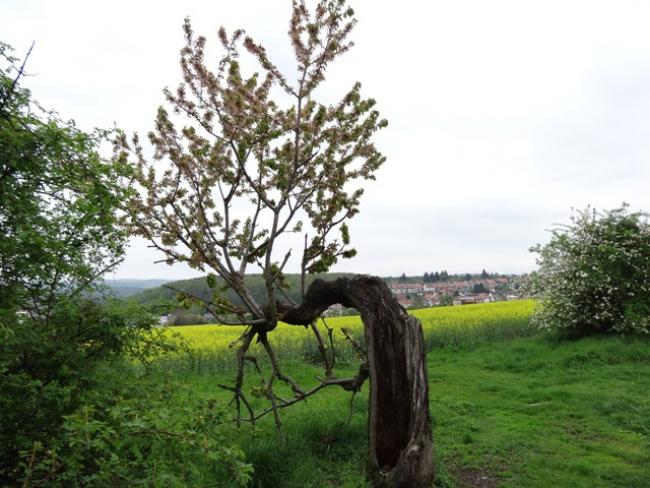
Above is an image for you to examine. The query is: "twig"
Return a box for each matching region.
[266,374,283,433]
[66,258,125,299]
[162,284,267,327]
[275,285,297,307]
[321,316,336,368]
[237,366,368,424]
[0,41,34,114]
[341,327,366,361]
[309,319,333,378]
[347,390,357,424]
[30,462,64,488]
[219,328,256,427]
[259,334,304,397]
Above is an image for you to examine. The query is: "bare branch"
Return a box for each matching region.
[341,326,367,361]
[259,333,304,397]
[67,258,125,300]
[219,328,256,427]
[322,316,336,369]
[162,284,266,326]
[239,364,369,424]
[309,319,333,378]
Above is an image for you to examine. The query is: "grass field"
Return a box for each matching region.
[150,300,650,487]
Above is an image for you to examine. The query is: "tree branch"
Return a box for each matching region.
[0,41,34,114]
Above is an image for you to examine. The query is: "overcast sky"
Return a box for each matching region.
[3,1,650,280]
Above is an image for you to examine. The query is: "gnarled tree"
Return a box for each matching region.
[116,1,433,486]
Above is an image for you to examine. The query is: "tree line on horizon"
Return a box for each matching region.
[391,269,506,284]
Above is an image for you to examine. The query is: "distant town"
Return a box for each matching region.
[325,271,523,316]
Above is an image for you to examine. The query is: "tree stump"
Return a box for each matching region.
[282,275,434,487]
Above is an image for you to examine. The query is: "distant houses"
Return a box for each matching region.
[387,276,514,309]
[323,302,345,317]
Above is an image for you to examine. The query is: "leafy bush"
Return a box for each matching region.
[1,43,249,486]
[170,310,207,326]
[0,43,154,484]
[0,43,131,313]
[529,204,650,336]
[20,369,252,487]
[0,299,163,483]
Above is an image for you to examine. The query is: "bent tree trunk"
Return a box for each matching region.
[281,275,434,488]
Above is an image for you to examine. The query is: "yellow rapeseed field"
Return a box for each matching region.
[169,299,536,353]
[158,300,535,375]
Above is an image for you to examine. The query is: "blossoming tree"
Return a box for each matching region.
[116,1,433,485]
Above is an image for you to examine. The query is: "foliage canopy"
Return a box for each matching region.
[116,0,387,328]
[0,42,130,311]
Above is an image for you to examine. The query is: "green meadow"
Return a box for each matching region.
[147,300,650,487]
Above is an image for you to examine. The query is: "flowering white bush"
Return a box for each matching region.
[528,204,650,336]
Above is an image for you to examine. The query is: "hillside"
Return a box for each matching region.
[126,272,356,311]
[102,278,172,297]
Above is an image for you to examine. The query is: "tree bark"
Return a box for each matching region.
[281,275,434,488]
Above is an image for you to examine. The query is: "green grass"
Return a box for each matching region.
[429,334,650,488]
[146,301,650,487]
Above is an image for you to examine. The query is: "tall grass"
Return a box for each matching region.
[157,300,537,375]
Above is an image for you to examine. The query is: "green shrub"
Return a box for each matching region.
[1,42,249,486]
[21,370,252,487]
[529,204,650,336]
[0,299,162,483]
[171,310,207,325]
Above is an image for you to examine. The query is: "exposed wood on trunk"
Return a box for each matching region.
[281,275,434,488]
